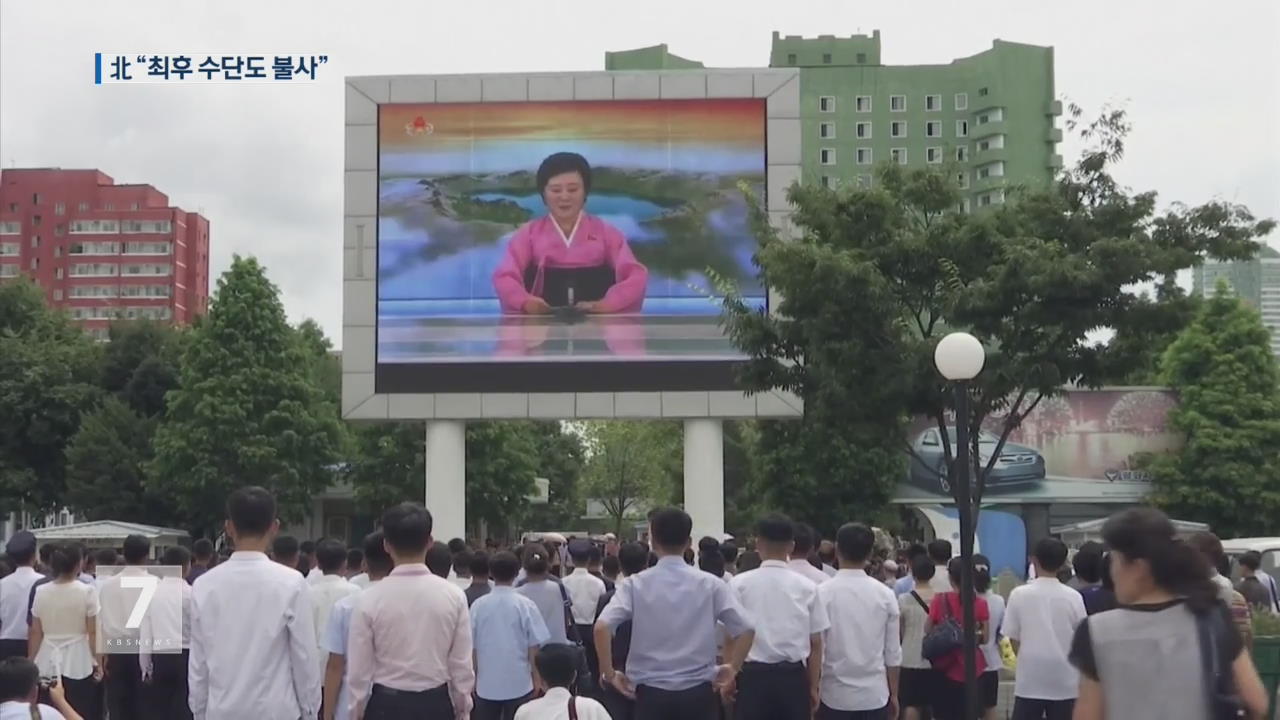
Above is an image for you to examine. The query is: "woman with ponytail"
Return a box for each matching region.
[972,554,1004,720]
[1069,507,1268,720]
[27,543,101,719]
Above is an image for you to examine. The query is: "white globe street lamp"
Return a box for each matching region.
[933,331,985,720]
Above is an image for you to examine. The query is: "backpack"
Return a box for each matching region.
[921,592,964,662]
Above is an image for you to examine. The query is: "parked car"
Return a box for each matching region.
[906,427,1047,494]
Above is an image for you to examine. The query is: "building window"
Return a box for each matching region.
[31,216,41,228]
[891,121,907,138]
[53,289,62,301]
[855,122,872,139]
[957,120,969,138]
[959,199,971,214]
[980,193,993,206]
[70,263,119,277]
[55,223,66,236]
[29,258,37,270]
[55,268,63,279]
[69,242,120,255]
[120,284,171,298]
[819,96,836,113]
[30,236,39,248]
[54,246,61,258]
[31,193,40,204]
[121,220,172,234]
[926,94,942,111]
[957,172,970,189]
[891,148,907,165]
[69,285,119,298]
[979,87,989,97]
[0,265,18,278]
[979,167,991,179]
[820,175,834,189]
[927,147,943,164]
[54,203,65,216]
[926,121,942,138]
[0,242,17,256]
[855,96,872,112]
[856,175,872,188]
[856,52,867,64]
[130,203,140,211]
[0,222,19,235]
[822,53,832,64]
[956,146,969,162]
[787,53,797,65]
[124,241,171,255]
[70,220,120,234]
[819,122,836,140]
[978,139,991,151]
[103,203,113,211]
[820,148,837,166]
[856,148,873,165]
[77,202,89,212]
[955,93,969,111]
[890,95,906,112]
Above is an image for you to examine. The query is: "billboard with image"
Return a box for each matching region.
[893,388,1181,504]
[376,98,767,394]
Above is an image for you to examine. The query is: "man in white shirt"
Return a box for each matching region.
[514,644,610,720]
[346,502,474,720]
[561,539,606,696]
[272,535,302,573]
[730,514,829,720]
[1003,538,1086,720]
[450,549,475,591]
[189,486,321,720]
[0,532,43,661]
[301,540,323,585]
[926,540,954,594]
[322,532,392,720]
[817,522,902,719]
[309,540,359,679]
[787,523,830,586]
[141,545,195,720]
[97,533,152,720]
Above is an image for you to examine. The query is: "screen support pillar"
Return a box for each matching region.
[425,420,466,543]
[683,419,725,546]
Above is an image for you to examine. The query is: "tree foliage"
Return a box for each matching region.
[0,278,101,514]
[522,422,587,530]
[100,320,185,417]
[64,396,177,523]
[149,256,345,535]
[718,106,1275,522]
[580,421,680,535]
[1146,282,1280,536]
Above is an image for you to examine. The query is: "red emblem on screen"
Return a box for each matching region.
[405,116,434,136]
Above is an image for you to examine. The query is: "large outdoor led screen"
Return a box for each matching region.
[375,98,767,393]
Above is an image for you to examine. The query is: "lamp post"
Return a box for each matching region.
[934,332,986,720]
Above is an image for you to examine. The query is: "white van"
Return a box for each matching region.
[1221,538,1280,610]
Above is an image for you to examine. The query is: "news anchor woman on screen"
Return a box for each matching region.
[492,152,648,314]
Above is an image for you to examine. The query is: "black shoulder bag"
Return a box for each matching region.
[921,592,965,662]
[1196,606,1246,720]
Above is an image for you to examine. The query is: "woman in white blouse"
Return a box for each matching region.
[28,543,102,720]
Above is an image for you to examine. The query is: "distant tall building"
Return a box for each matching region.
[1193,246,1280,356]
[607,31,1062,212]
[0,168,210,337]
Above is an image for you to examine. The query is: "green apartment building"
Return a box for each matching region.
[608,32,1062,211]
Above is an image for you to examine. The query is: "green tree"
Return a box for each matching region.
[581,421,680,535]
[64,396,177,523]
[718,106,1274,526]
[295,318,342,405]
[0,278,101,515]
[346,422,424,514]
[100,320,185,417]
[523,422,587,530]
[1145,282,1280,536]
[149,256,346,535]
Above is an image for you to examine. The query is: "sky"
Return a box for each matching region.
[1,0,1277,348]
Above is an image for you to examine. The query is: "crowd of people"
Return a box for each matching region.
[0,493,1274,720]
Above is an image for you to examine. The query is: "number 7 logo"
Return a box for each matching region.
[121,575,158,630]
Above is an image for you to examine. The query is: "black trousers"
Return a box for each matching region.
[0,639,27,661]
[575,624,600,696]
[816,703,889,720]
[146,650,191,720]
[364,683,453,720]
[106,653,142,720]
[1012,697,1075,720]
[602,682,636,720]
[472,691,533,720]
[635,682,718,720]
[734,661,809,720]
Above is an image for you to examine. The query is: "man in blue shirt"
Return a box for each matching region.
[596,508,755,720]
[321,531,392,720]
[471,551,550,720]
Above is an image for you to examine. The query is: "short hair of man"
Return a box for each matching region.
[453,549,474,575]
[1241,550,1263,571]
[587,546,603,566]
[602,554,620,577]
[381,502,433,555]
[836,523,875,565]
[447,538,467,555]
[362,531,393,576]
[300,540,316,557]
[95,548,118,568]
[346,549,364,572]
[1072,541,1105,583]
[469,551,490,578]
[1034,537,1069,573]
[122,534,151,564]
[906,543,928,561]
[650,508,693,552]
[618,542,648,576]
[273,535,300,560]
[489,551,521,583]
[927,539,953,565]
[226,486,277,536]
[792,523,817,555]
[0,657,39,703]
[425,544,452,578]
[720,540,739,565]
[192,538,215,562]
[534,643,580,689]
[316,539,347,574]
[161,546,190,568]
[912,555,936,582]
[756,514,795,544]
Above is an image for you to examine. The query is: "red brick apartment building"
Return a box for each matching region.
[0,168,209,337]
